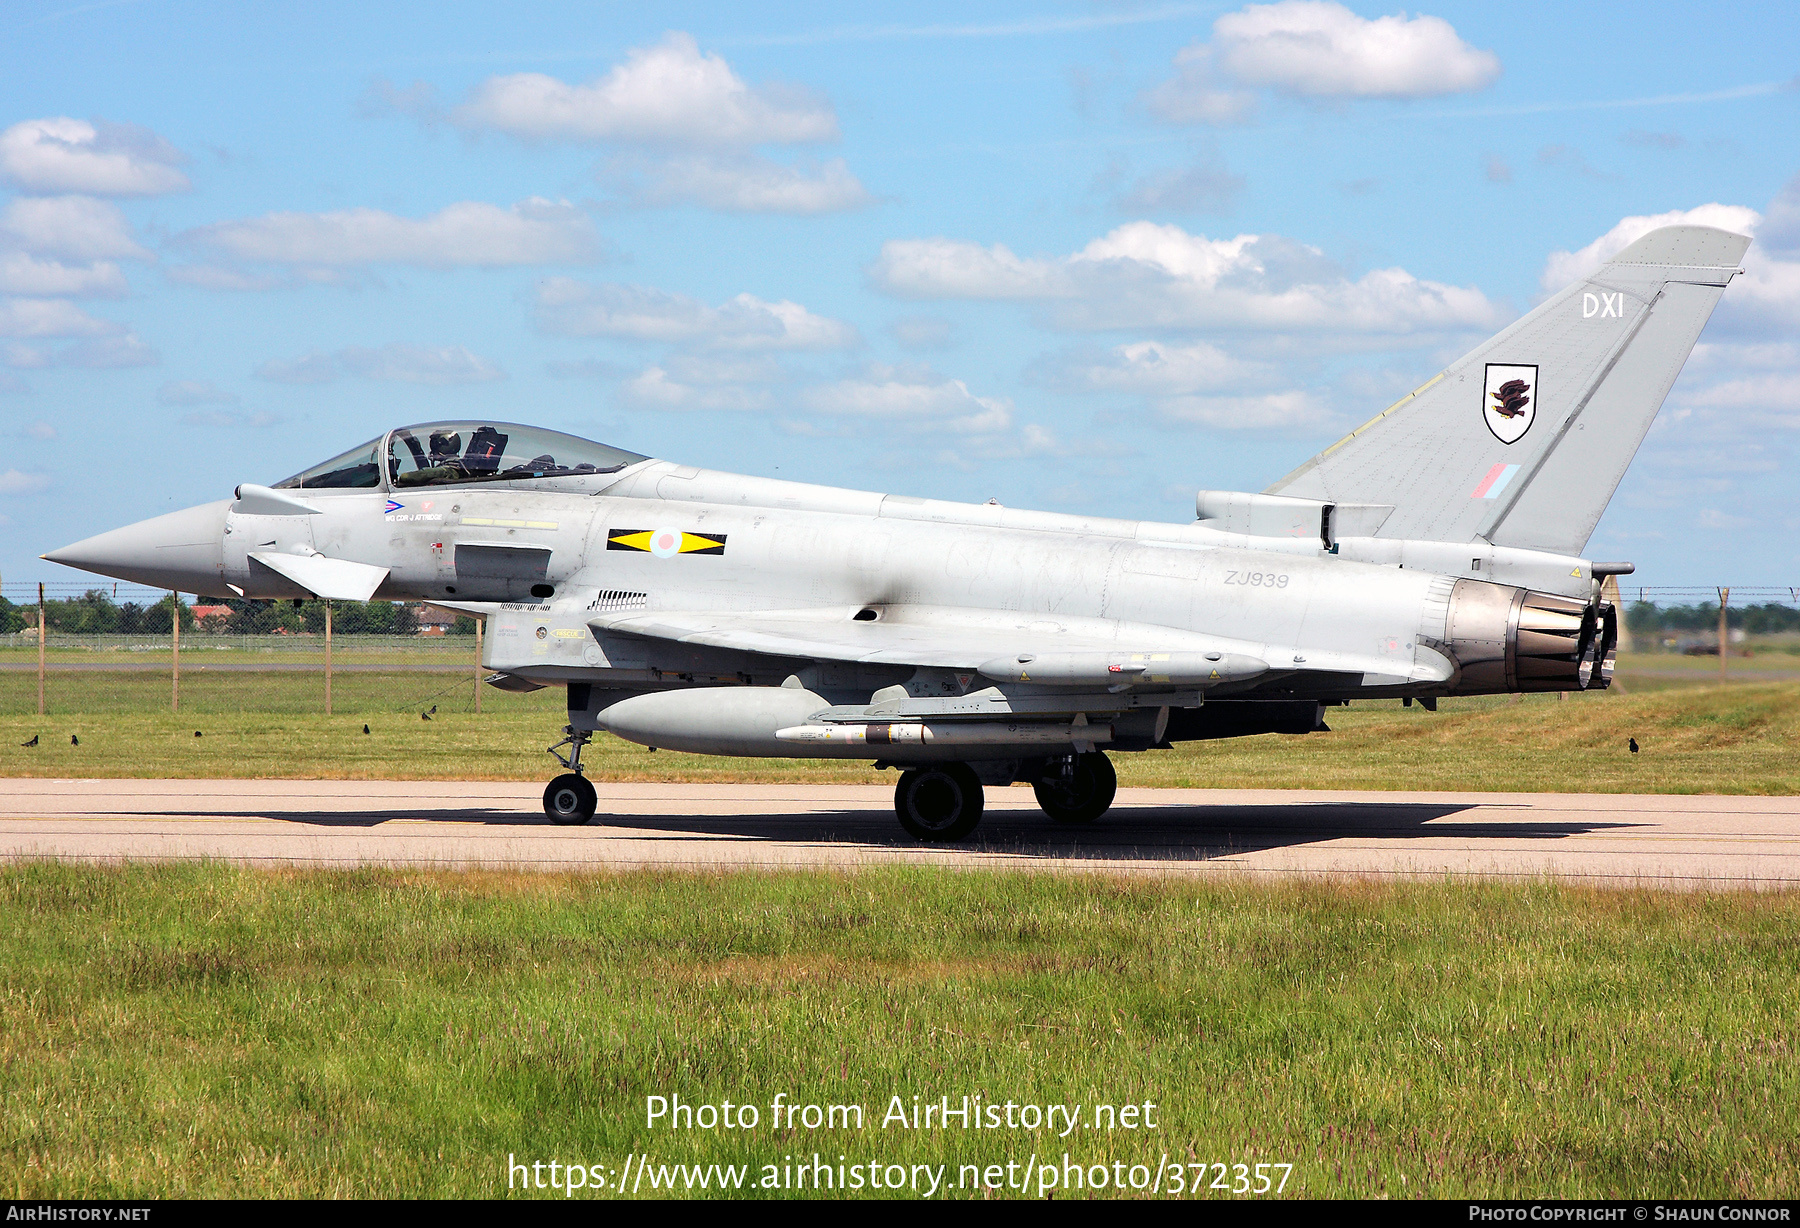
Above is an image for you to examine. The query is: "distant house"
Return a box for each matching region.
[416,604,455,637]
[191,604,232,630]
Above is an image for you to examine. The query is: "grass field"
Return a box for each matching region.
[3,663,1795,1201]
[2,669,1797,794]
[1,864,1795,1199]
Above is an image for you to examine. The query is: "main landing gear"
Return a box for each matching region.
[892,751,1118,842]
[894,763,985,842]
[543,726,597,825]
[1033,751,1117,825]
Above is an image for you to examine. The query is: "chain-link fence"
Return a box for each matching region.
[1621,587,1800,656]
[6,580,1798,715]
[1,583,491,717]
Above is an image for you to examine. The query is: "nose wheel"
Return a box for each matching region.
[543,726,598,825]
[544,774,597,825]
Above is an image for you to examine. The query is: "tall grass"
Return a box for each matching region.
[3,680,1797,794]
[2,864,1795,1198]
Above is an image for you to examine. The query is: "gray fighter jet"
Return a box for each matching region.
[44,225,1748,839]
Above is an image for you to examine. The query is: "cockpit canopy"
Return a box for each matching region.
[273,422,649,491]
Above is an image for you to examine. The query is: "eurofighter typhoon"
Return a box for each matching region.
[46,226,1748,839]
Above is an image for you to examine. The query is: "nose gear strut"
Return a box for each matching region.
[543,726,598,825]
[547,725,592,775]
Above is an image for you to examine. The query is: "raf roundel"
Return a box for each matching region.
[606,528,729,557]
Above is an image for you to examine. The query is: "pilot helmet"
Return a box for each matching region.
[428,430,462,461]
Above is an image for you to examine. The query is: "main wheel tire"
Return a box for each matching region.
[894,763,985,842]
[543,773,597,825]
[1034,752,1117,824]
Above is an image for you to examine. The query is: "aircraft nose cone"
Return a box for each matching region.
[43,500,230,593]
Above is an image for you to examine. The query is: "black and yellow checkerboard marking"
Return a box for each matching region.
[606,529,728,555]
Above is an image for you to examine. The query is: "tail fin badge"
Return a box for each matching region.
[1483,363,1537,445]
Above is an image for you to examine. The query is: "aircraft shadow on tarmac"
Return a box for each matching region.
[131,799,1643,864]
[579,803,1640,863]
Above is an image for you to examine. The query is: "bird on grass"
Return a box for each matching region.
[429,704,438,715]
[70,735,78,746]
[362,724,370,735]
[194,731,203,738]
[421,711,432,721]
[1629,737,1639,754]
[20,735,37,748]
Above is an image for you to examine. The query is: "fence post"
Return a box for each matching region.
[473,615,483,715]
[171,591,180,712]
[37,582,45,716]
[1717,587,1729,682]
[324,600,333,717]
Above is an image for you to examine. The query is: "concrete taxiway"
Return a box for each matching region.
[1,779,1796,889]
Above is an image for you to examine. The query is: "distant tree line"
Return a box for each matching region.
[0,591,192,635]
[1627,601,1800,636]
[0,592,474,635]
[219,597,425,636]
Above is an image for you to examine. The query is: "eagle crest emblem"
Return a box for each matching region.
[1483,363,1538,445]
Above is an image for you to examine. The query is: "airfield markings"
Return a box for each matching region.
[0,779,1797,889]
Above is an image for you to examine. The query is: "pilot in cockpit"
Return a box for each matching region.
[394,429,466,487]
[428,430,463,472]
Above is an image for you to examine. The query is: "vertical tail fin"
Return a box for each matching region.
[1268,225,1749,554]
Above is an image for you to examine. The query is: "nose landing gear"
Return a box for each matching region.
[543,726,597,825]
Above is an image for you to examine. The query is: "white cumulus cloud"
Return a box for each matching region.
[0,195,150,261]
[621,366,773,411]
[454,32,838,147]
[868,237,1057,300]
[338,344,505,385]
[0,253,128,297]
[660,352,785,385]
[1539,204,1761,291]
[1538,202,1800,335]
[256,344,505,385]
[157,379,237,406]
[0,297,120,339]
[1147,1,1499,124]
[0,469,52,495]
[534,279,858,350]
[799,366,1014,434]
[1045,339,1275,394]
[1156,390,1328,429]
[1761,173,1800,252]
[0,117,189,196]
[180,409,283,429]
[182,198,597,268]
[55,334,157,368]
[607,153,870,213]
[872,221,1505,334]
[255,351,337,385]
[163,265,284,292]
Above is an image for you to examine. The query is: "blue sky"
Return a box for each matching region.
[2,0,1797,588]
